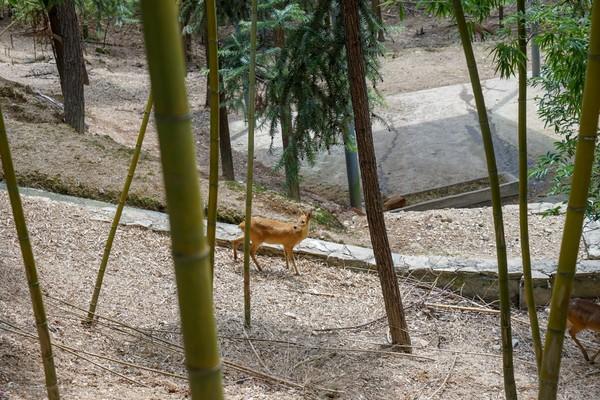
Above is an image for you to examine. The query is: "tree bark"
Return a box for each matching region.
[341,0,411,350]
[46,0,86,133]
[371,0,385,42]
[219,75,235,181]
[275,27,301,200]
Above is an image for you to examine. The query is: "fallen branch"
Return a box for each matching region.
[312,315,386,332]
[221,335,432,361]
[424,302,530,325]
[0,322,148,387]
[0,20,17,38]
[426,355,457,399]
[290,289,336,298]
[243,327,271,374]
[42,295,343,392]
[34,90,63,110]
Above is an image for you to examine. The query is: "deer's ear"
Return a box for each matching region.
[305,210,312,219]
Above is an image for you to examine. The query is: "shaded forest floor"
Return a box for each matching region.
[1,192,600,399]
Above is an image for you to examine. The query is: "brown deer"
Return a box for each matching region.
[232,211,312,275]
[567,298,600,362]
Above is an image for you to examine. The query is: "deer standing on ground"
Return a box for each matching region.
[232,211,312,275]
[567,298,600,362]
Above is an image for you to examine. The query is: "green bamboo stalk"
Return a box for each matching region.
[517,0,543,374]
[0,106,60,399]
[85,94,153,325]
[451,0,517,398]
[243,0,258,329]
[539,2,600,398]
[206,0,220,277]
[140,1,224,398]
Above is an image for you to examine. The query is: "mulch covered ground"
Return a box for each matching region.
[1,192,599,399]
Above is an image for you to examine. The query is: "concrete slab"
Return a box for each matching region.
[228,77,557,200]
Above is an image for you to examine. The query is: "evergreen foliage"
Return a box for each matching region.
[526,1,598,217]
[219,0,383,193]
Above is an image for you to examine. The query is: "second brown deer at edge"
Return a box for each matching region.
[567,298,600,363]
[232,211,312,275]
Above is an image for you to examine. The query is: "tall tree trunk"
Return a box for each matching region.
[206,0,220,275]
[371,0,385,42]
[530,1,541,77]
[46,0,86,133]
[274,27,301,201]
[243,0,259,328]
[517,0,543,374]
[451,0,517,397]
[140,1,224,398]
[0,106,60,399]
[180,3,193,70]
[531,39,541,77]
[341,0,411,350]
[219,75,235,181]
[344,121,362,208]
[281,106,301,200]
[539,2,600,398]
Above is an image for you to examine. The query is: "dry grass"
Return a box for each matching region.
[2,192,600,399]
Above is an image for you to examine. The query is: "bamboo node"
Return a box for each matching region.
[579,134,598,142]
[154,112,192,124]
[36,320,49,329]
[546,326,565,335]
[566,205,586,213]
[556,270,575,278]
[172,249,211,264]
[588,53,600,61]
[187,363,223,379]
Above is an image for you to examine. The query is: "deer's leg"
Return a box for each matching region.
[232,236,243,261]
[250,242,263,272]
[283,246,291,270]
[569,327,590,362]
[590,348,600,363]
[289,247,300,276]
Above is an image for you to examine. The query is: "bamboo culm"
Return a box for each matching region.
[539,2,600,398]
[243,0,259,329]
[451,0,517,398]
[0,105,60,399]
[85,94,153,325]
[517,0,543,374]
[206,0,220,277]
[140,1,224,398]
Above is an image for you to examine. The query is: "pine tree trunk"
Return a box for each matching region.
[281,106,301,200]
[46,0,86,133]
[274,27,300,200]
[180,4,193,70]
[371,0,385,42]
[341,0,411,350]
[219,76,235,181]
[344,122,362,208]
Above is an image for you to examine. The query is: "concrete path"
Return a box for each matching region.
[229,77,557,199]
[4,184,600,307]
